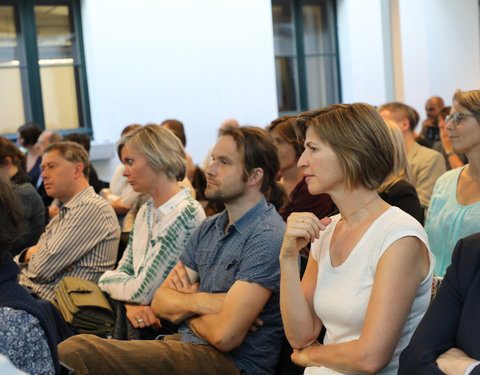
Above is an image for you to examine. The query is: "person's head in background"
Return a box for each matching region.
[17,122,42,150]
[378,102,419,135]
[121,124,142,137]
[0,136,26,179]
[37,131,63,154]
[160,119,186,147]
[220,118,239,132]
[65,133,92,154]
[267,115,303,175]
[425,96,445,120]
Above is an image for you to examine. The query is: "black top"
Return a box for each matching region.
[399,233,480,375]
[379,179,424,224]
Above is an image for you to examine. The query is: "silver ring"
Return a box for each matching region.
[137,319,144,324]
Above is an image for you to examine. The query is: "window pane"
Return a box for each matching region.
[0,6,25,133]
[272,1,296,56]
[35,5,79,130]
[305,55,339,109]
[39,64,79,130]
[302,2,336,55]
[35,6,73,60]
[275,57,299,112]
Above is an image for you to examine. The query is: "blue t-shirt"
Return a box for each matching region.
[179,198,286,375]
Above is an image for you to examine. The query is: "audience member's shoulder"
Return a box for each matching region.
[382,206,424,231]
[456,233,480,263]
[417,142,444,160]
[249,203,286,238]
[435,166,463,185]
[77,187,116,214]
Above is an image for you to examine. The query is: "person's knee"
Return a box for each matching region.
[58,334,99,374]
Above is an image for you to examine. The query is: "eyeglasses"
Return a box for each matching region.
[445,112,477,127]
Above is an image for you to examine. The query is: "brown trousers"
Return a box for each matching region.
[58,334,241,375]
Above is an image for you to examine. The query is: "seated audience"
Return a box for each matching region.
[434,106,468,170]
[379,102,446,209]
[425,89,480,277]
[378,120,424,223]
[97,125,205,339]
[399,233,480,375]
[58,126,286,375]
[15,142,120,300]
[0,173,60,375]
[17,122,42,186]
[65,132,108,193]
[280,103,433,374]
[267,115,334,221]
[0,136,45,255]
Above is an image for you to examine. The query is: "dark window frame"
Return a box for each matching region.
[0,0,91,138]
[272,0,342,115]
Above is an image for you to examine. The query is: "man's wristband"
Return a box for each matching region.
[465,361,480,375]
[446,151,455,157]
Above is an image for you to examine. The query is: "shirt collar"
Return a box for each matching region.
[148,186,191,217]
[63,186,95,210]
[215,198,268,235]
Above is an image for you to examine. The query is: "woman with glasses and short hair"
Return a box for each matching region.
[425,89,480,277]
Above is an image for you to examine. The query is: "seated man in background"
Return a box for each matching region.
[59,126,286,375]
[15,141,120,300]
[379,102,446,210]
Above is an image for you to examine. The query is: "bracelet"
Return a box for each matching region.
[446,151,455,157]
[464,361,480,375]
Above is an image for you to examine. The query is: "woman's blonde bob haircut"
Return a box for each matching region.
[296,103,394,190]
[117,124,187,181]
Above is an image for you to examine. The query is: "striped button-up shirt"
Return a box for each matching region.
[16,186,120,300]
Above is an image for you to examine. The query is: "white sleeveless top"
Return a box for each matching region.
[305,207,434,375]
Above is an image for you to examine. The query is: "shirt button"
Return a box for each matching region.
[209,267,214,273]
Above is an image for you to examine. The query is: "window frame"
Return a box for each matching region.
[0,0,91,138]
[272,0,342,115]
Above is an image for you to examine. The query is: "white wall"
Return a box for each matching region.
[397,0,480,126]
[337,0,480,131]
[82,0,278,180]
[336,0,389,106]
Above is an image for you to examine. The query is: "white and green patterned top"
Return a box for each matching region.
[98,187,205,304]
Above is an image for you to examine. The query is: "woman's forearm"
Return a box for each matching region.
[280,255,321,348]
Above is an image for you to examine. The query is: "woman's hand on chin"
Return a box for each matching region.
[280,212,331,259]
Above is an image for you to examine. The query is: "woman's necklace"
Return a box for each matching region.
[341,195,380,221]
